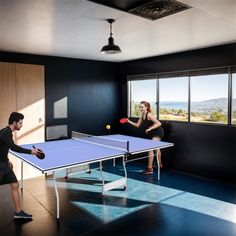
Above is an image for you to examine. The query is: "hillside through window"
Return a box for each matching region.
[159,77,188,121]
[190,74,228,124]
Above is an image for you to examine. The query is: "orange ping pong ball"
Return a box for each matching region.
[106,125,111,130]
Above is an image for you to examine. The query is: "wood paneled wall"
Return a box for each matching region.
[0,62,16,129]
[0,62,45,179]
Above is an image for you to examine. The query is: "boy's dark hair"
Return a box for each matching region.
[8,112,24,125]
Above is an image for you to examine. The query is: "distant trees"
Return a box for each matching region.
[209,111,226,122]
[232,110,236,124]
[131,101,229,123]
[132,102,140,116]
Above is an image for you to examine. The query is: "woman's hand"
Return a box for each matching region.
[145,128,151,134]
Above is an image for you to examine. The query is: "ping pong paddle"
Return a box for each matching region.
[120,118,127,124]
[32,146,45,160]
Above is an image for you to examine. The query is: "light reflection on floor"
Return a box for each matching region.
[47,167,236,224]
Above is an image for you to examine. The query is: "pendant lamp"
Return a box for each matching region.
[101,19,121,54]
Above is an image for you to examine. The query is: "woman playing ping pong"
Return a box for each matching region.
[126,101,164,174]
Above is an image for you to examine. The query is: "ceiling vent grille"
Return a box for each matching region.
[128,0,191,20]
[88,0,191,21]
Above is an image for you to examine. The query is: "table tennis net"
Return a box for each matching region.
[72,131,129,152]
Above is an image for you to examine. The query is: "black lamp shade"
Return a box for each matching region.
[101,19,121,54]
[101,36,121,54]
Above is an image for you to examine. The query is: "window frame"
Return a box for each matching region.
[158,76,189,122]
[127,66,235,126]
[231,72,236,125]
[189,73,229,125]
[128,75,157,118]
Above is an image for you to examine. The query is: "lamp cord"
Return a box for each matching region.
[110,22,113,37]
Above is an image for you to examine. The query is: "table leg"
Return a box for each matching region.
[100,156,127,194]
[122,155,127,190]
[20,161,23,190]
[99,161,105,195]
[53,172,60,219]
[156,149,160,181]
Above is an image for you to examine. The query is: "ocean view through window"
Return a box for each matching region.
[190,74,228,124]
[159,77,188,121]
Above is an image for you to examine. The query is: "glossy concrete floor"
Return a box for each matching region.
[1,161,236,236]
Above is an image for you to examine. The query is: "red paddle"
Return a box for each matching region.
[120,118,127,124]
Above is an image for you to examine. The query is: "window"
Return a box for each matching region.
[190,74,228,124]
[232,73,236,125]
[159,77,188,121]
[129,79,157,117]
[128,70,233,125]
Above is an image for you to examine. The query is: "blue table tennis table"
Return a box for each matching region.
[10,131,173,219]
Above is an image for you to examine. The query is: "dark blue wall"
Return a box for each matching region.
[118,43,236,184]
[1,43,235,184]
[0,52,122,136]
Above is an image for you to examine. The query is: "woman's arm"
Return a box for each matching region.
[127,116,143,128]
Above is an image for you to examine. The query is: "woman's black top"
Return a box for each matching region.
[142,112,164,139]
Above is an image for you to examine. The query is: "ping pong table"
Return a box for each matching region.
[10,131,173,219]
